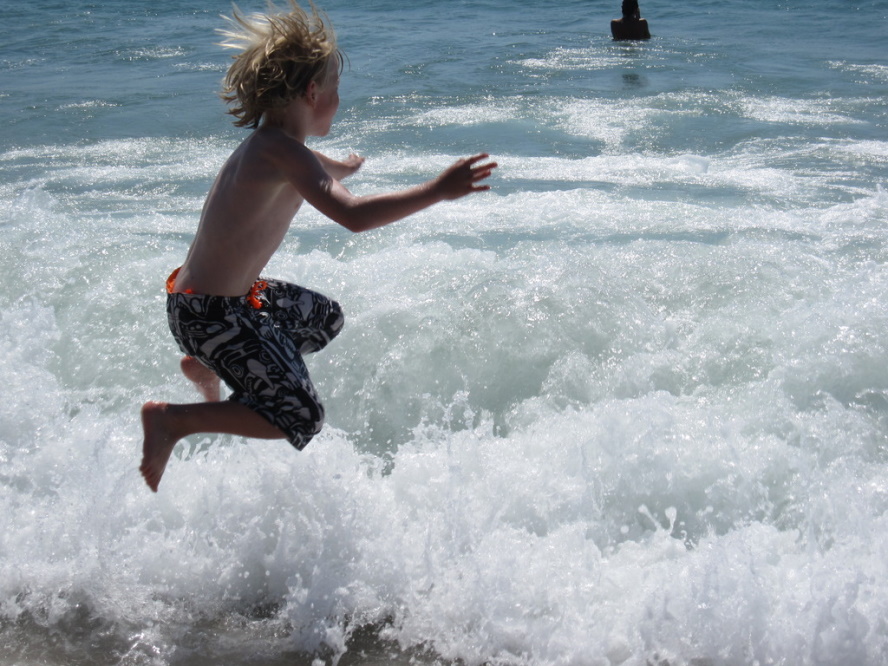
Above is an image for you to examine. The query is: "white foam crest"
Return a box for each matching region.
[828,60,888,83]
[1,137,229,178]
[413,100,523,127]
[517,46,626,71]
[123,46,188,60]
[738,96,866,127]
[172,62,227,72]
[499,152,742,195]
[58,100,120,111]
[0,56,45,70]
[0,138,230,223]
[547,98,665,152]
[830,139,888,163]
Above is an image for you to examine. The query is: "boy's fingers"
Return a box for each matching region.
[463,152,492,166]
[472,164,496,180]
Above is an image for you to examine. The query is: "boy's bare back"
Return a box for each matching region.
[171,126,339,298]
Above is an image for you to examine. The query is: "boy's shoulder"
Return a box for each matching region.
[229,126,327,191]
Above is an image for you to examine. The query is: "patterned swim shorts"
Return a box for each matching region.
[166,274,344,450]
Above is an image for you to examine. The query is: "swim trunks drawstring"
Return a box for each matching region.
[247,280,268,309]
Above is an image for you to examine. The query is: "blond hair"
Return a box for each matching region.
[218,1,340,128]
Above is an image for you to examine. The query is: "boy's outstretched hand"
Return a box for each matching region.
[341,152,366,176]
[434,153,498,200]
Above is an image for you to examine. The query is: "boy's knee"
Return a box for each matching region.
[283,397,325,450]
[311,400,325,434]
[327,300,345,340]
[296,392,325,435]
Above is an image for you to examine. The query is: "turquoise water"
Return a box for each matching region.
[2,1,888,664]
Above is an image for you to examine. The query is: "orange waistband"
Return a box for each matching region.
[165,267,193,295]
[166,268,267,310]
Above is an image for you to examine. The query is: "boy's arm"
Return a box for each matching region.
[281,144,497,233]
[313,150,365,180]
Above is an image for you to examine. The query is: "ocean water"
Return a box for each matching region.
[2,0,888,664]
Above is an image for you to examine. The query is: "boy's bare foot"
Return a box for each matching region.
[140,401,179,492]
[180,356,221,402]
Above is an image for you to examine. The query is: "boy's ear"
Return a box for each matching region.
[305,80,318,106]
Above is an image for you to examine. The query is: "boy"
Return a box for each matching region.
[139,1,497,492]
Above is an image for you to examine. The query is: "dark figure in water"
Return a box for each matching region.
[611,0,651,40]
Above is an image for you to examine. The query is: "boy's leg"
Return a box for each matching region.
[180,356,221,401]
[140,399,285,492]
[149,286,330,492]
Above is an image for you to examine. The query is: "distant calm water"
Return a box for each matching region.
[2,1,888,664]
